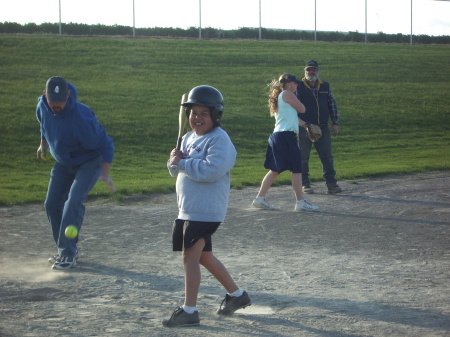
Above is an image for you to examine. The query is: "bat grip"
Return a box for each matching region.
[176,137,182,151]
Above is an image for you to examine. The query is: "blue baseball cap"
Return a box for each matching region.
[46,76,68,102]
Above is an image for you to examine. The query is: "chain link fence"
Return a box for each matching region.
[2,0,449,44]
[1,21,449,44]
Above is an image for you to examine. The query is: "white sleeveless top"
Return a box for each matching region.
[273,90,298,133]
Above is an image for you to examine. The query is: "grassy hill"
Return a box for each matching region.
[0,36,449,205]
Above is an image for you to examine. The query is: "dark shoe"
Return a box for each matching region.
[52,256,77,270]
[217,291,251,315]
[302,184,314,194]
[162,307,200,327]
[327,184,342,194]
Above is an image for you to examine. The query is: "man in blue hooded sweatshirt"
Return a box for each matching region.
[36,76,115,270]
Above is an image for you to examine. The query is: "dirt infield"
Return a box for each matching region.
[1,171,449,337]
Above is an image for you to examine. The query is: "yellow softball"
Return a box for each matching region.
[65,225,78,239]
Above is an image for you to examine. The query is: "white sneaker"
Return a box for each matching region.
[52,256,77,270]
[252,197,275,210]
[48,250,79,264]
[48,254,60,264]
[295,199,319,211]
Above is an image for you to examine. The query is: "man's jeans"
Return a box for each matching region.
[298,126,337,186]
[44,156,102,258]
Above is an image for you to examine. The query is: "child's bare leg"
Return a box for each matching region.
[182,238,205,307]
[200,251,238,294]
[256,170,279,197]
[292,172,303,201]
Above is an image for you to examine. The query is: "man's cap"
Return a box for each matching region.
[46,76,68,102]
[304,60,319,70]
[279,73,301,84]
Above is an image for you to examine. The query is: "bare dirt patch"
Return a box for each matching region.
[1,171,449,336]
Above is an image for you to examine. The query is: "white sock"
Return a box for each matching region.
[182,305,197,314]
[229,289,244,297]
[255,196,265,200]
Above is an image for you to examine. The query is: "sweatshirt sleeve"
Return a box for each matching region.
[178,130,236,183]
[167,160,179,177]
[77,108,114,163]
[36,96,45,140]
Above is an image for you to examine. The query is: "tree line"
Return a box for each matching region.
[1,21,449,44]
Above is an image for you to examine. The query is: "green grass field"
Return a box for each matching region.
[0,36,449,205]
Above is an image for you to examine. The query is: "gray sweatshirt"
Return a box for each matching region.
[168,127,237,222]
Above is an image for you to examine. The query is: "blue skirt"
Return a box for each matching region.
[264,131,302,173]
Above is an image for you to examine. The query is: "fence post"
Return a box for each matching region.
[199,0,202,39]
[314,0,317,41]
[365,0,368,43]
[410,0,413,45]
[59,0,62,36]
[259,0,262,40]
[133,0,136,37]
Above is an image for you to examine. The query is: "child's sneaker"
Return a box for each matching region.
[217,291,251,315]
[295,199,319,211]
[162,307,200,327]
[252,197,275,210]
[52,256,77,270]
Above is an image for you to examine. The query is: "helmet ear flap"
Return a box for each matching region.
[185,106,191,120]
[211,108,223,126]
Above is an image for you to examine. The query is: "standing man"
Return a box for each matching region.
[296,60,342,194]
[36,76,116,270]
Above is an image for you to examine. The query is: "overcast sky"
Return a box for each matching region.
[1,0,449,36]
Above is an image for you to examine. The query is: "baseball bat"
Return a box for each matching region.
[176,93,188,150]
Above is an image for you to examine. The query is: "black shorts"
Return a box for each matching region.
[172,219,221,252]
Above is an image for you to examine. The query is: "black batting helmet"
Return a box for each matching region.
[182,85,224,126]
